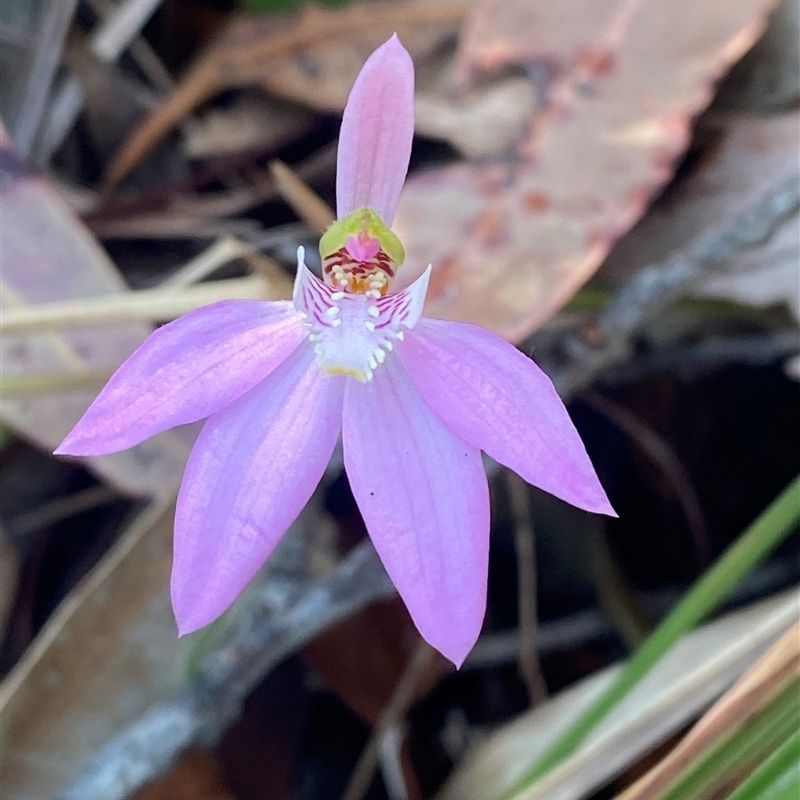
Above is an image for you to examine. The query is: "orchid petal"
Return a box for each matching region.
[399,320,616,516]
[171,343,343,635]
[294,248,430,381]
[55,300,306,456]
[336,34,414,223]
[343,359,490,667]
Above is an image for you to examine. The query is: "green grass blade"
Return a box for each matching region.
[507,474,800,796]
[659,679,799,800]
[726,725,800,800]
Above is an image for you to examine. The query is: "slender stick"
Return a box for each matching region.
[12,0,79,156]
[507,472,548,705]
[552,174,800,399]
[341,641,435,800]
[583,390,709,568]
[0,275,267,334]
[269,159,335,235]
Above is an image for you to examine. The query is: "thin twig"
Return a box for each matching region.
[33,78,88,167]
[89,0,164,63]
[8,486,120,538]
[87,144,336,226]
[379,723,413,800]
[48,557,800,799]
[0,275,271,334]
[84,215,262,240]
[125,35,174,94]
[583,390,710,568]
[34,0,168,164]
[53,537,397,800]
[341,640,436,800]
[599,331,800,387]
[602,176,799,338]
[104,1,469,189]
[269,159,336,235]
[550,174,800,400]
[0,368,113,398]
[506,472,548,705]
[160,236,252,287]
[590,529,651,650]
[0,237,292,397]
[12,0,79,157]
[462,559,800,671]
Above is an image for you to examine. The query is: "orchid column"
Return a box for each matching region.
[56,35,614,667]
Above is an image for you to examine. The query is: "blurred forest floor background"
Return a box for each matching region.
[0,0,798,799]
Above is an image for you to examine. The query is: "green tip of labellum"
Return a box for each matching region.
[319,207,405,294]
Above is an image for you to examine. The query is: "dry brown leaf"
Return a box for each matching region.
[0,500,192,800]
[218,5,535,160]
[104,0,470,190]
[131,749,236,800]
[613,621,799,800]
[0,531,20,642]
[438,589,799,800]
[391,0,778,341]
[416,76,537,159]
[182,91,315,160]
[602,112,799,319]
[0,125,191,496]
[303,598,447,726]
[407,41,540,159]
[253,5,465,112]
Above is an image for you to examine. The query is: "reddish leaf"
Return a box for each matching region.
[392,0,777,340]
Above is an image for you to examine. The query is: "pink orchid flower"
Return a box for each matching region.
[56,35,614,667]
